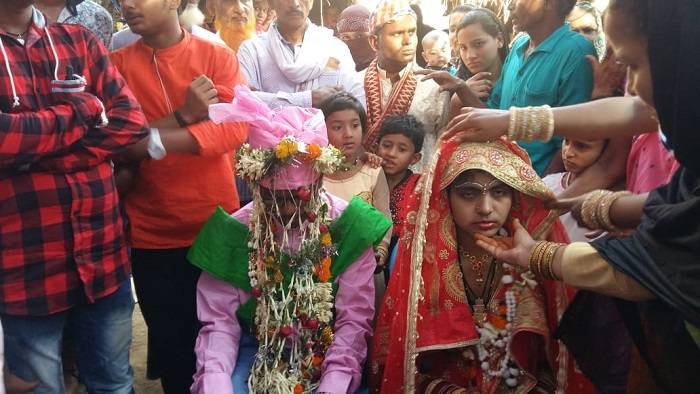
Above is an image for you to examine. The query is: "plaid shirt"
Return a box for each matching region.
[0,9,148,316]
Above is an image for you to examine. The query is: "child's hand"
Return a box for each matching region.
[360,152,383,169]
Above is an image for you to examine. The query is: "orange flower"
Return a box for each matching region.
[320,233,332,246]
[488,314,507,330]
[314,256,332,282]
[497,304,507,315]
[306,143,322,160]
[312,354,324,367]
[294,384,304,394]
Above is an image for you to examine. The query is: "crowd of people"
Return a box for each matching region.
[1,0,698,393]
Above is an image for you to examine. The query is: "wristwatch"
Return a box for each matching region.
[173,109,188,127]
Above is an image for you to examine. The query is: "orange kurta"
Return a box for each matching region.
[111,30,248,249]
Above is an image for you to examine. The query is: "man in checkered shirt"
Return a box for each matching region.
[0,1,149,392]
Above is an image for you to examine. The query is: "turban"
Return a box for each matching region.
[209,85,330,190]
[370,0,416,33]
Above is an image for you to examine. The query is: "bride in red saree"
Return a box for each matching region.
[370,138,592,393]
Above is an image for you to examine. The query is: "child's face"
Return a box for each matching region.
[449,170,513,238]
[561,139,606,174]
[423,37,451,68]
[377,133,421,177]
[325,109,364,160]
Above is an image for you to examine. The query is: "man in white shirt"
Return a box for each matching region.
[237,0,364,109]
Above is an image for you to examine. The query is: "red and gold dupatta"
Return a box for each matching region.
[370,138,592,394]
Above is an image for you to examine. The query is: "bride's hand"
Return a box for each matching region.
[440,107,510,143]
[474,219,536,269]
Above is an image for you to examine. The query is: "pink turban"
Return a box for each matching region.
[209,85,329,190]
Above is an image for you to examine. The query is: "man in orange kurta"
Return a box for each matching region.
[110,0,248,390]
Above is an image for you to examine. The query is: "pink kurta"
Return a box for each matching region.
[192,193,376,394]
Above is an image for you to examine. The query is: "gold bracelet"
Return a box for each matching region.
[541,105,554,142]
[508,106,519,141]
[519,106,529,140]
[538,243,554,279]
[528,241,547,277]
[581,190,607,230]
[580,192,599,229]
[598,191,632,232]
[542,243,563,280]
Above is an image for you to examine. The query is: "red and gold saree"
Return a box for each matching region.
[370,139,592,393]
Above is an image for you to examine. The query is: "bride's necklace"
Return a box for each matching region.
[460,249,492,284]
[458,250,498,326]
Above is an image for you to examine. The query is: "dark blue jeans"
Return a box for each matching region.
[2,280,134,394]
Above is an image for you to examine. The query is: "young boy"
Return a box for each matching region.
[422,29,452,72]
[543,137,607,241]
[376,115,425,271]
[190,86,390,393]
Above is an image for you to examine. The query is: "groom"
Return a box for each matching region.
[237,0,365,109]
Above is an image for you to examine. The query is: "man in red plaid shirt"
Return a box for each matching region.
[0,1,149,392]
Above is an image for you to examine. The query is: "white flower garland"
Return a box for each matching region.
[243,163,340,393]
[475,271,537,388]
[236,138,343,183]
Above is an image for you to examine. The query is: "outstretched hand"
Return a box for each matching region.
[474,219,535,269]
[415,69,466,93]
[440,107,510,143]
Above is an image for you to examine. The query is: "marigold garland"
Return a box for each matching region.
[236,138,343,183]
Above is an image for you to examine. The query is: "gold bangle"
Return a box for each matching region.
[598,191,631,232]
[535,241,552,279]
[507,106,518,141]
[529,105,554,142]
[542,105,554,142]
[539,243,554,279]
[519,107,529,140]
[542,243,562,280]
[581,190,605,230]
[528,241,547,277]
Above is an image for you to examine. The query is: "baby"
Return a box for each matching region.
[422,30,452,71]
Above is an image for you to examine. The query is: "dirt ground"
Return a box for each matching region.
[129,304,164,394]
